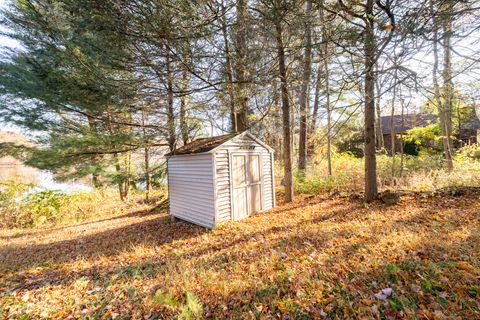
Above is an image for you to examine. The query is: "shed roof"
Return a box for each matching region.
[166,133,238,156]
[166,131,274,156]
[381,114,437,134]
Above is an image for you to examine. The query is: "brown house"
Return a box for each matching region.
[380,113,480,153]
[380,114,437,153]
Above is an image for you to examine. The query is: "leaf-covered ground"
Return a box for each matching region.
[1,192,479,319]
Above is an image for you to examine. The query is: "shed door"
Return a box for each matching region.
[232,154,262,220]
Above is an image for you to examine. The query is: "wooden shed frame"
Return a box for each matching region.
[166,131,276,228]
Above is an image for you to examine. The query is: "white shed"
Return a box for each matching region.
[166,131,276,228]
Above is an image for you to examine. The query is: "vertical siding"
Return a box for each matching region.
[168,154,215,228]
[214,134,275,223]
[215,149,231,223]
[262,152,274,210]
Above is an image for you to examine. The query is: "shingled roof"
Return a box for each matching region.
[381,114,437,134]
[166,133,238,156]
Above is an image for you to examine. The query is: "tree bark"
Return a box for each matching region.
[310,62,322,137]
[221,0,238,132]
[441,3,454,171]
[179,43,191,145]
[432,0,453,171]
[390,67,398,180]
[320,2,332,177]
[87,115,101,188]
[166,51,176,152]
[400,96,405,178]
[234,0,249,131]
[375,65,384,149]
[141,109,151,201]
[275,19,293,203]
[298,0,313,172]
[364,0,378,202]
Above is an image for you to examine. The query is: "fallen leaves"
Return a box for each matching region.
[0,192,479,318]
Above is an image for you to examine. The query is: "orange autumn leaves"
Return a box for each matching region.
[0,191,479,319]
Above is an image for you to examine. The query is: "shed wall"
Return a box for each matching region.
[215,135,275,223]
[168,154,215,228]
[215,149,232,223]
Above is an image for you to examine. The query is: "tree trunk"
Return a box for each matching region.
[432,0,453,172]
[327,104,332,177]
[364,0,378,202]
[275,19,293,203]
[400,96,405,178]
[320,2,332,177]
[87,115,101,189]
[166,52,176,152]
[441,3,454,171]
[114,153,129,201]
[221,0,238,132]
[375,65,384,149]
[141,109,151,201]
[234,0,248,131]
[390,68,398,180]
[310,62,322,136]
[180,44,191,145]
[298,0,313,172]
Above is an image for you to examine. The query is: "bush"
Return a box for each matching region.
[0,182,167,228]
[403,141,419,156]
[455,144,480,161]
[0,180,30,204]
[292,150,480,195]
[17,190,66,226]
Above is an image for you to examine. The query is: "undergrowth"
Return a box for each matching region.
[293,145,480,194]
[0,182,167,228]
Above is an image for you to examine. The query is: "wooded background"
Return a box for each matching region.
[0,0,479,202]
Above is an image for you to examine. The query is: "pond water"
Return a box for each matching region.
[29,171,93,194]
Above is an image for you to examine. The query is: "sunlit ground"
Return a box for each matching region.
[0,191,479,319]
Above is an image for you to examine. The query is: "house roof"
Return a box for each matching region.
[381,114,437,134]
[166,133,239,156]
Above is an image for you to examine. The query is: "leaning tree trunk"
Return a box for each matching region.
[298,0,313,172]
[364,0,378,202]
[275,19,293,203]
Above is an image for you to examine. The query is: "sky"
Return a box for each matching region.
[0,0,19,51]
[0,0,24,133]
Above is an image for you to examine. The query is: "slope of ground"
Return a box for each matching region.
[0,130,39,183]
[0,192,479,319]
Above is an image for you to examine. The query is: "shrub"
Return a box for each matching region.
[16,190,66,226]
[403,141,419,156]
[292,150,480,195]
[0,183,167,228]
[0,180,30,204]
[404,123,442,152]
[455,144,480,161]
